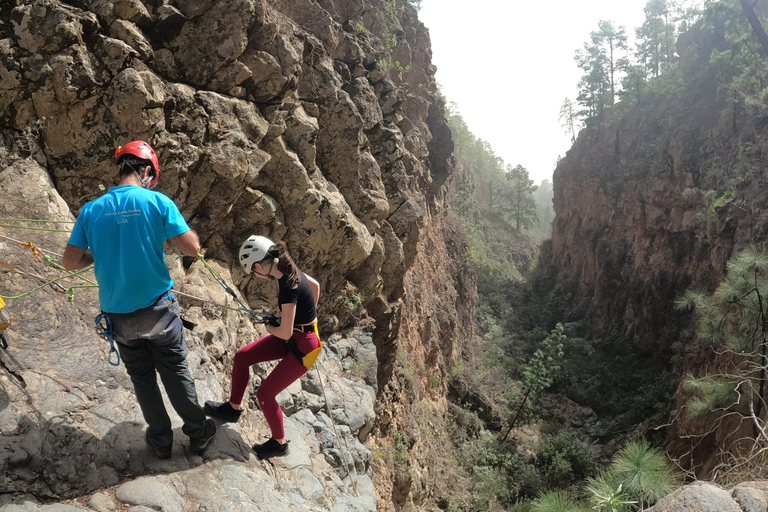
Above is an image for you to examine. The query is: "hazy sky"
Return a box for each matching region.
[419,0,651,185]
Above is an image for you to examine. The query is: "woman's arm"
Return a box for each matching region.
[306,274,320,306]
[267,303,296,340]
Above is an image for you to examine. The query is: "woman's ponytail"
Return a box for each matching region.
[272,241,301,286]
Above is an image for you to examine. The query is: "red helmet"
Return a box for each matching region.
[115,140,160,187]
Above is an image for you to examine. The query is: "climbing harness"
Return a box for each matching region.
[95,313,120,366]
[0,297,12,349]
[286,322,324,370]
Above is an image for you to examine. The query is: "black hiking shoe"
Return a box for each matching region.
[253,438,290,460]
[190,419,217,454]
[204,400,242,423]
[145,431,172,459]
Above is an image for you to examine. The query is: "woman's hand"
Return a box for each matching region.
[268,303,297,340]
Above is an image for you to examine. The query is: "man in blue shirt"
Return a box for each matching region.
[63,141,216,459]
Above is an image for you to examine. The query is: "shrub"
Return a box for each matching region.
[537,433,595,489]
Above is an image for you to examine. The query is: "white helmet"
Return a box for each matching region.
[239,235,275,273]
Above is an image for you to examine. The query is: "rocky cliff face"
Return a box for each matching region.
[549,1,768,474]
[0,0,472,509]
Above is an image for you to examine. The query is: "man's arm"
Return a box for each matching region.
[62,244,94,270]
[169,229,202,258]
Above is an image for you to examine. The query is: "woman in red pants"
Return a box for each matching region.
[205,235,321,459]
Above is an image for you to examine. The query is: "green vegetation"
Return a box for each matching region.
[676,248,768,481]
[504,324,565,435]
[431,4,758,509]
[447,103,551,264]
[345,290,365,312]
[528,441,678,511]
[566,0,707,132]
[442,99,677,508]
[354,22,370,35]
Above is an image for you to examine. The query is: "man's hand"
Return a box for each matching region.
[169,229,201,258]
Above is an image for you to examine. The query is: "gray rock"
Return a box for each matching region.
[732,481,768,512]
[647,481,741,512]
[40,506,88,512]
[86,493,115,512]
[115,478,184,512]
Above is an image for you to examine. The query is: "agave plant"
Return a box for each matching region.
[608,440,679,508]
[531,489,590,512]
[584,472,636,512]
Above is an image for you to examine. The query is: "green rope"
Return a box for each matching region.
[1,266,95,300]
[65,284,99,302]
[0,218,75,224]
[198,254,223,279]
[0,224,72,233]
[197,254,266,321]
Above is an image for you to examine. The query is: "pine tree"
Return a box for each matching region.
[505,164,538,231]
[559,98,580,143]
[596,20,629,105]
[676,248,768,466]
[620,64,648,105]
[636,0,676,77]
[575,20,627,126]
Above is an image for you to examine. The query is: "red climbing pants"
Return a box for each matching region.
[229,331,320,439]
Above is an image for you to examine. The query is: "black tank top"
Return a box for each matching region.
[277,271,317,326]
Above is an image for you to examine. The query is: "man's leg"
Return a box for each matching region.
[150,332,207,439]
[116,339,173,447]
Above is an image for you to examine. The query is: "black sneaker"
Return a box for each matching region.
[204,400,242,423]
[253,438,290,459]
[145,431,172,459]
[190,419,217,454]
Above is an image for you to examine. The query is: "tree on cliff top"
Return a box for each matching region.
[559,98,580,143]
[575,20,627,126]
[636,0,677,77]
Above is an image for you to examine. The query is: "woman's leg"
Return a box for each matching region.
[230,334,287,406]
[255,331,321,440]
[256,353,308,440]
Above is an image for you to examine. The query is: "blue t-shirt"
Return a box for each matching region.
[68,185,190,313]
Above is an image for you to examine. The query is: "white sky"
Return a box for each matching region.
[419,0,650,185]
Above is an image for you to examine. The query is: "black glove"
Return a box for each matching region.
[263,314,281,327]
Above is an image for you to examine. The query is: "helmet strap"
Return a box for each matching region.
[253,259,276,280]
[119,159,155,188]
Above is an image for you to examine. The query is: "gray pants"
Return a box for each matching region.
[110,292,206,447]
